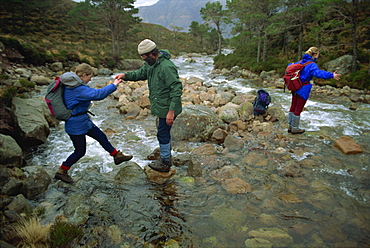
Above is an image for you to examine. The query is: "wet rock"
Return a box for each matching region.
[192,143,217,156]
[0,107,14,136]
[242,152,268,167]
[171,105,223,141]
[144,165,176,185]
[210,128,228,144]
[6,194,32,214]
[147,147,160,160]
[218,102,239,123]
[210,203,247,231]
[221,177,252,194]
[186,160,202,177]
[248,228,293,247]
[223,135,245,151]
[3,209,21,221]
[21,166,51,199]
[266,106,285,122]
[229,120,247,132]
[279,165,304,177]
[123,102,142,119]
[1,177,22,196]
[278,194,302,203]
[245,238,272,248]
[71,204,91,225]
[320,224,347,242]
[290,223,315,236]
[114,162,146,185]
[11,97,50,148]
[210,165,243,181]
[333,135,363,154]
[0,134,23,167]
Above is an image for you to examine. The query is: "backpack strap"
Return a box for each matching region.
[302,61,314,66]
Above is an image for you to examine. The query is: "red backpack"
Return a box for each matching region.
[283,61,314,91]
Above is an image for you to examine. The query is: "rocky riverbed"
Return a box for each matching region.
[1,54,369,247]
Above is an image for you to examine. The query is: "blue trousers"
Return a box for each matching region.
[157,118,172,160]
[63,125,115,169]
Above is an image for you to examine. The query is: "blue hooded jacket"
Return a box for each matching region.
[61,72,117,135]
[292,54,334,100]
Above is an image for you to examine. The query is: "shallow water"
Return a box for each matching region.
[30,54,370,247]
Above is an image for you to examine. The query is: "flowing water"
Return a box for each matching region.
[30,54,370,247]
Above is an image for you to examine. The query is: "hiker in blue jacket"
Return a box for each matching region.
[54,63,132,183]
[288,47,341,134]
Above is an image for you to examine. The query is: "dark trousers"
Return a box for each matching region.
[289,92,307,116]
[157,118,172,144]
[62,125,115,170]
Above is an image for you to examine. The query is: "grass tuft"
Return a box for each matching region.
[16,217,51,248]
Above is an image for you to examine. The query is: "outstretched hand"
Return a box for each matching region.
[113,78,122,86]
[333,70,342,80]
[115,73,125,80]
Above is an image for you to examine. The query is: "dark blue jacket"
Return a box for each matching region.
[61,72,117,135]
[293,54,334,100]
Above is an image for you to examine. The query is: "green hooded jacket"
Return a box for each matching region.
[124,49,183,118]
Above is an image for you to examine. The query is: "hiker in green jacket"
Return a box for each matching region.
[115,39,183,172]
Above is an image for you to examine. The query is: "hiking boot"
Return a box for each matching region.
[291,115,305,134]
[114,151,133,165]
[148,159,171,172]
[287,112,293,133]
[55,169,74,184]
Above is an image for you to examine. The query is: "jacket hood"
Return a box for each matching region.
[301,53,317,63]
[60,72,87,88]
[159,49,171,59]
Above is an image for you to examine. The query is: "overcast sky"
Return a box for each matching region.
[73,0,159,8]
[134,0,159,7]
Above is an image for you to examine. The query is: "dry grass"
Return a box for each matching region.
[16,217,51,248]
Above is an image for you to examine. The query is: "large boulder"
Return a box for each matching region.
[324,55,359,75]
[171,105,224,142]
[218,102,239,124]
[119,59,145,70]
[0,134,23,167]
[21,166,51,199]
[11,97,50,149]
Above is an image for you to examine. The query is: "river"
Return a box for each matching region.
[29,53,369,247]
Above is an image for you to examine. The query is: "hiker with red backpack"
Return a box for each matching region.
[53,63,133,183]
[284,47,341,134]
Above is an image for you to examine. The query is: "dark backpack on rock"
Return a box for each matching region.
[253,89,271,115]
[283,61,313,91]
[45,77,72,121]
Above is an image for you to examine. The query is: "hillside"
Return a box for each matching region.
[137,0,227,31]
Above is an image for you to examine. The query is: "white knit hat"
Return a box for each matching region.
[137,39,156,54]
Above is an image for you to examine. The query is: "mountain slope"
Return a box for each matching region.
[137,0,227,31]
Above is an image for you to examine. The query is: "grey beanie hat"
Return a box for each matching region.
[138,39,156,54]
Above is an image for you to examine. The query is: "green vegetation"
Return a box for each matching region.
[0,0,369,90]
[212,0,370,90]
[19,79,35,88]
[49,219,84,248]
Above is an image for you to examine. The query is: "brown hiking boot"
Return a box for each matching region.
[291,128,305,134]
[148,159,171,172]
[114,151,133,165]
[55,169,74,184]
